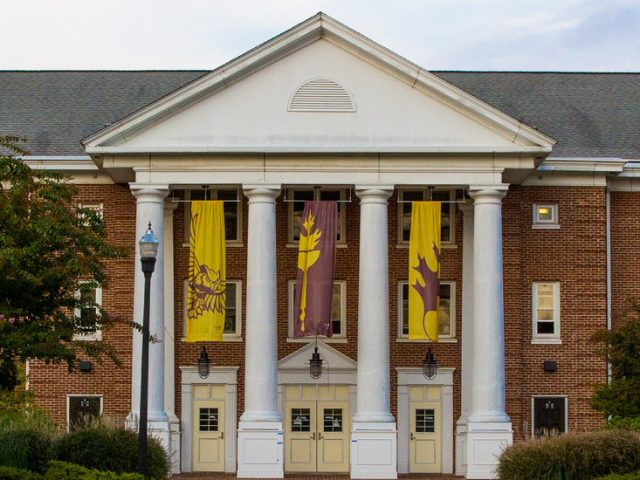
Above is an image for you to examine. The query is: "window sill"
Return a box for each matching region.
[182,242,244,248]
[532,224,560,230]
[181,336,243,342]
[396,243,457,250]
[286,337,348,344]
[531,338,562,345]
[396,337,457,343]
[73,333,103,342]
[286,243,348,249]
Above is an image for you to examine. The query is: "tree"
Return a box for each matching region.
[0,136,125,392]
[591,303,640,419]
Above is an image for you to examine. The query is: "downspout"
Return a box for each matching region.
[605,185,612,384]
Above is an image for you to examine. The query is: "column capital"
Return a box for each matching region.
[458,200,475,215]
[129,183,170,200]
[355,186,394,203]
[242,184,281,203]
[468,185,508,204]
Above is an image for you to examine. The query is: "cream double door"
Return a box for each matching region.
[284,385,350,473]
[409,385,442,473]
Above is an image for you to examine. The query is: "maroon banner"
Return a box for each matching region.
[293,201,337,338]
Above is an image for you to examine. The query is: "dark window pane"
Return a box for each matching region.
[533,397,565,437]
[199,407,218,432]
[291,408,311,432]
[537,321,555,334]
[224,283,237,333]
[320,190,343,242]
[438,284,451,336]
[292,190,315,241]
[323,408,343,432]
[191,190,206,200]
[415,408,435,433]
[402,191,423,242]
[217,190,239,241]
[402,283,409,335]
[69,396,101,431]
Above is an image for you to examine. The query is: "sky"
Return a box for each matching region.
[2,0,639,72]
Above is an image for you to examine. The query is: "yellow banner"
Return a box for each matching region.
[186,201,226,342]
[408,201,441,341]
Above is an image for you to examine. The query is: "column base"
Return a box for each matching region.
[237,421,283,479]
[167,414,181,475]
[465,420,512,479]
[350,422,397,479]
[455,418,468,476]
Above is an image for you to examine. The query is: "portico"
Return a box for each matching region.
[80,12,554,480]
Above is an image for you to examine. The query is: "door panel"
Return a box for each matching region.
[285,402,317,472]
[193,399,225,471]
[317,402,349,472]
[409,386,441,474]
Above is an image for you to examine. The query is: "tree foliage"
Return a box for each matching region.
[0,136,125,391]
[591,302,640,418]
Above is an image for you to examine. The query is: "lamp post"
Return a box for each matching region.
[138,223,159,478]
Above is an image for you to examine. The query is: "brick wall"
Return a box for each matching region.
[30,184,611,441]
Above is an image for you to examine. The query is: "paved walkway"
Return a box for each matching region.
[173,474,461,480]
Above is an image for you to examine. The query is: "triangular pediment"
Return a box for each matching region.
[83,13,555,155]
[278,341,356,372]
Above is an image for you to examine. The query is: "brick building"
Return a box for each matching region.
[2,13,639,480]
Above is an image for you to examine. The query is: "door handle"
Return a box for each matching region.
[318,433,324,440]
[311,432,316,440]
[220,431,224,440]
[410,433,415,441]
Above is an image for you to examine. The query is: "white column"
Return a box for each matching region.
[237,185,283,479]
[465,187,512,480]
[163,200,181,474]
[456,201,474,476]
[351,187,397,480]
[128,184,172,452]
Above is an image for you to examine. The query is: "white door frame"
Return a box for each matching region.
[396,367,455,474]
[180,366,238,473]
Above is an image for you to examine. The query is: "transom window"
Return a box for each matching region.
[288,280,346,339]
[183,280,242,339]
[398,281,455,340]
[398,189,456,244]
[287,188,347,244]
[183,188,242,243]
[532,282,561,344]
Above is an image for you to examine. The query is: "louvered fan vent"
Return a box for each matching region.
[289,78,355,112]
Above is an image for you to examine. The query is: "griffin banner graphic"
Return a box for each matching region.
[293,201,337,338]
[408,201,441,341]
[186,201,226,342]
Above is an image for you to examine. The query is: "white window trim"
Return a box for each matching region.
[182,188,243,247]
[396,280,456,342]
[287,279,347,342]
[396,189,457,247]
[530,395,568,438]
[73,282,103,341]
[532,282,562,344]
[182,279,242,341]
[532,203,560,229]
[66,394,103,432]
[286,187,348,247]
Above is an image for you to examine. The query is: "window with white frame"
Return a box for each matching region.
[398,189,456,244]
[183,280,242,339]
[183,189,242,243]
[67,395,102,431]
[73,283,102,341]
[287,188,347,244]
[288,280,346,339]
[532,203,559,229]
[532,396,567,438]
[397,281,455,340]
[532,282,561,343]
[77,203,103,226]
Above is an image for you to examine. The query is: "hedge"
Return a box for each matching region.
[0,466,43,480]
[44,461,143,480]
[498,430,640,480]
[595,473,640,480]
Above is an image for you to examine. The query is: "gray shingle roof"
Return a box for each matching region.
[0,70,638,158]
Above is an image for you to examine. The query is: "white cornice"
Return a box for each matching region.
[82,13,555,155]
[539,157,627,173]
[19,155,98,171]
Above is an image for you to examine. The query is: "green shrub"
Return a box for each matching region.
[44,461,144,480]
[498,430,640,480]
[605,417,640,431]
[52,427,168,479]
[595,473,640,480]
[0,429,52,473]
[0,466,43,480]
